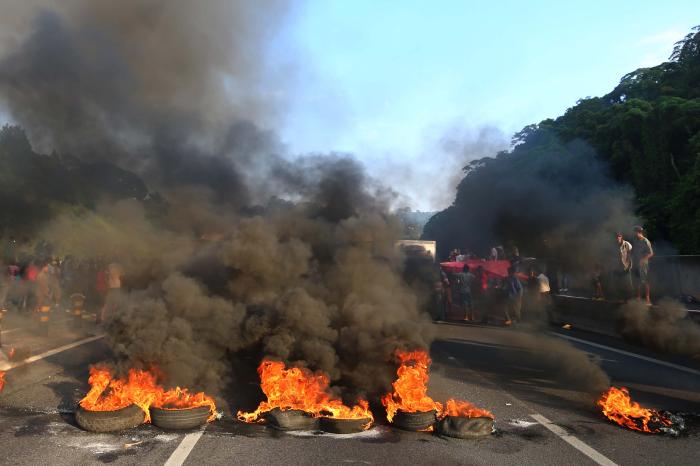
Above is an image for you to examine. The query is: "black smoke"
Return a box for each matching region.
[423,127,639,272]
[0,1,435,398]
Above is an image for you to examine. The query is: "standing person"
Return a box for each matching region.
[616,232,633,300]
[509,246,521,272]
[525,268,539,312]
[48,258,62,309]
[632,226,654,305]
[448,249,458,262]
[592,264,605,300]
[473,266,488,322]
[503,266,523,325]
[34,262,51,311]
[536,269,550,301]
[22,260,39,312]
[439,268,451,321]
[453,264,475,321]
[100,261,123,324]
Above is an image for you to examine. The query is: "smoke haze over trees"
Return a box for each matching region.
[424,26,700,258]
[0,1,435,397]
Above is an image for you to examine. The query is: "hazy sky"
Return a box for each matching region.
[273,0,700,210]
[1,2,698,211]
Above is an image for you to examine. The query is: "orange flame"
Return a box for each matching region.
[597,386,672,433]
[237,360,373,428]
[443,399,493,419]
[0,371,5,392]
[381,349,443,422]
[79,365,217,422]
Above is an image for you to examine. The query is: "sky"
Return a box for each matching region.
[272,0,700,210]
[1,1,698,211]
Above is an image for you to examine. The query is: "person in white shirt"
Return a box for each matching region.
[99,262,124,324]
[536,270,550,303]
[616,232,633,299]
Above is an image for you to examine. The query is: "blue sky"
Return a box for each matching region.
[274,0,700,209]
[1,2,698,211]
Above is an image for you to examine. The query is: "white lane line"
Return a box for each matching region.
[0,334,105,371]
[531,414,618,466]
[1,317,75,334]
[551,333,700,376]
[164,430,205,466]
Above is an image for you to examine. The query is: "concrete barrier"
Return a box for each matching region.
[549,295,623,338]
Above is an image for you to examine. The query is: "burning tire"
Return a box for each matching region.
[437,416,494,439]
[391,410,437,431]
[75,404,145,433]
[264,408,319,431]
[150,406,211,430]
[319,417,372,434]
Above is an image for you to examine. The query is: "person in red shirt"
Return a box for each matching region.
[22,261,39,311]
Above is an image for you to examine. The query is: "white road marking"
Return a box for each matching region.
[531,414,618,466]
[551,332,700,376]
[0,334,105,371]
[164,430,205,466]
[1,317,75,334]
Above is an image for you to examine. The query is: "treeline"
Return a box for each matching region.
[0,124,148,236]
[424,26,700,258]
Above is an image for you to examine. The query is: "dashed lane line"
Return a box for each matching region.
[164,429,205,466]
[435,345,619,466]
[531,414,618,466]
[0,334,105,371]
[1,317,75,334]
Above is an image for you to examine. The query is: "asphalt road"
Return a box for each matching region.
[0,312,698,466]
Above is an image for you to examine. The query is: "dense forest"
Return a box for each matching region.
[424,26,700,259]
[0,124,148,237]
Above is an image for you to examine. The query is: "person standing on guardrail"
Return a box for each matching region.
[616,232,633,300]
[632,226,654,305]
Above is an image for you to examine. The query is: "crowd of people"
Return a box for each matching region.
[0,238,123,324]
[438,225,656,325]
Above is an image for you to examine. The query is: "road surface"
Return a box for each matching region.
[0,311,698,466]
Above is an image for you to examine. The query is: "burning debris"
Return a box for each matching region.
[0,371,5,392]
[77,365,217,432]
[381,349,442,426]
[237,360,373,432]
[382,349,494,436]
[597,387,676,434]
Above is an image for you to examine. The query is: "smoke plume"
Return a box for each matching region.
[0,1,435,397]
[620,299,700,358]
[423,132,641,272]
[0,0,292,202]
